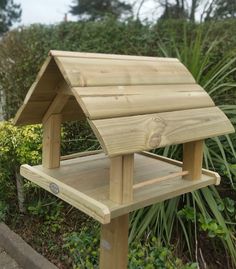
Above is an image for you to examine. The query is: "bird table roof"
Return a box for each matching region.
[14,50,234,157]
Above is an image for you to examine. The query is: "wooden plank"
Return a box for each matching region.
[140,151,221,185]
[20,164,110,224]
[61,97,85,122]
[133,170,189,189]
[183,140,204,180]
[61,150,103,161]
[42,114,61,169]
[73,84,214,119]
[122,154,134,203]
[50,50,178,62]
[89,106,234,156]
[14,57,63,125]
[42,93,70,123]
[109,154,134,204]
[54,56,195,87]
[109,156,123,204]
[20,153,220,223]
[100,214,129,269]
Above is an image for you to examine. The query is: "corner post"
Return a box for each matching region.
[183,140,204,180]
[42,114,61,169]
[100,154,134,269]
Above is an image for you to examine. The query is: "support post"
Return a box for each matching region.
[100,215,129,269]
[42,114,61,169]
[100,154,134,269]
[109,154,134,204]
[183,140,204,180]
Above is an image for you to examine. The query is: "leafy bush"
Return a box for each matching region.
[130,25,236,267]
[63,223,198,269]
[0,18,236,268]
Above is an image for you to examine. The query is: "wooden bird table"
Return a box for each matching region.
[14,51,234,269]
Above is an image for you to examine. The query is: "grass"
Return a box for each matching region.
[130,24,236,267]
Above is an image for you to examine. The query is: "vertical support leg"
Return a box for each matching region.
[109,154,134,204]
[122,154,134,203]
[100,154,134,269]
[42,114,61,169]
[109,156,123,204]
[183,140,204,180]
[100,214,129,269]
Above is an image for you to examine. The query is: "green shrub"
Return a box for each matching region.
[62,223,198,269]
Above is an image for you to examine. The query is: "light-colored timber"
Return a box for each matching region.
[109,156,123,204]
[133,170,189,190]
[14,50,235,269]
[20,152,221,224]
[42,114,61,169]
[90,106,234,156]
[49,50,179,61]
[61,149,103,161]
[100,214,129,269]
[14,51,234,157]
[139,151,221,185]
[73,84,214,119]
[54,56,195,87]
[183,140,204,180]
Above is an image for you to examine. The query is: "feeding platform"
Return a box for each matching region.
[14,50,234,269]
[21,151,220,224]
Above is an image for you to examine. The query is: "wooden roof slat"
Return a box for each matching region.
[54,56,195,87]
[89,106,235,156]
[50,50,179,62]
[14,51,234,157]
[73,84,214,120]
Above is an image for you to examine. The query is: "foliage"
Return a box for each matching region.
[0,0,21,35]
[130,25,236,267]
[0,121,42,171]
[213,0,236,19]
[0,19,153,119]
[63,224,198,269]
[0,18,236,268]
[178,205,226,238]
[0,121,42,215]
[0,201,8,221]
[28,198,64,233]
[70,0,132,21]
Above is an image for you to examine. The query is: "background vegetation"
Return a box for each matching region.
[0,0,236,268]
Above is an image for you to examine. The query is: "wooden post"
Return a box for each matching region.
[42,89,69,169]
[183,140,204,180]
[100,215,129,269]
[100,154,134,269]
[42,114,61,169]
[109,154,134,204]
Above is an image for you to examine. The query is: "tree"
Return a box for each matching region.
[70,0,132,21]
[158,0,188,20]
[0,0,21,35]
[213,0,236,19]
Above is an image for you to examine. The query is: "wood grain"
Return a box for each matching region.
[133,170,189,189]
[61,149,103,161]
[50,50,179,62]
[109,156,123,204]
[90,106,234,156]
[54,56,195,87]
[42,114,61,169]
[20,153,220,223]
[14,57,63,125]
[20,164,110,224]
[100,214,129,269]
[183,140,204,180]
[73,84,214,119]
[122,154,134,203]
[42,93,69,123]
